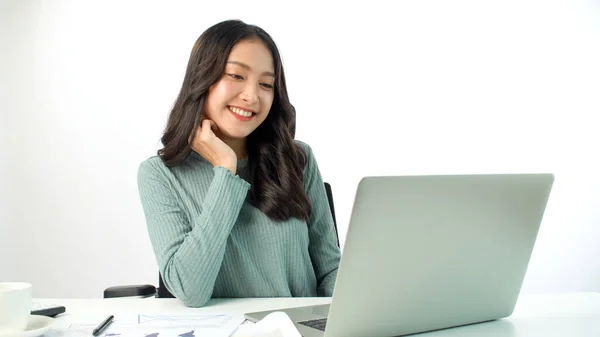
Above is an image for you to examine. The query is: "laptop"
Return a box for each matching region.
[245,174,554,337]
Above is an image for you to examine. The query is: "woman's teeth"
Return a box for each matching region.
[230,106,253,117]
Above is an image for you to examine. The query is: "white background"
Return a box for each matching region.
[1,0,599,298]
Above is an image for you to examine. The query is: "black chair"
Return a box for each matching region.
[104,182,339,298]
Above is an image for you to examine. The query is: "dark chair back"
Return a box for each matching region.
[324,182,339,247]
[157,271,174,298]
[156,181,339,298]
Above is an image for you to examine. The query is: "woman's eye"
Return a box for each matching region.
[228,73,244,80]
[260,83,274,89]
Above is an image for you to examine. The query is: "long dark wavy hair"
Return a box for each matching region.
[158,20,311,222]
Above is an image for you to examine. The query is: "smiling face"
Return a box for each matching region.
[203,39,275,140]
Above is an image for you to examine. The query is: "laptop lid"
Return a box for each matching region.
[322,173,554,337]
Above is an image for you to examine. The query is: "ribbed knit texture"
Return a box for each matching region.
[137,141,341,307]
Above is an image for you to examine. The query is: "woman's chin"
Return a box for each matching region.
[219,127,252,140]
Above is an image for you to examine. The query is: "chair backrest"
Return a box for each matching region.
[157,181,339,298]
[323,182,340,247]
[157,272,173,298]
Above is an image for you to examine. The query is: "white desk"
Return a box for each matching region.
[37,292,600,336]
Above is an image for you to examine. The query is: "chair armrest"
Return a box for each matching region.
[104,284,156,298]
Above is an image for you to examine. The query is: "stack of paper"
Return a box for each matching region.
[232,312,301,337]
[48,313,246,337]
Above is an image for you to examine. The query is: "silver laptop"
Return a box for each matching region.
[245,174,554,337]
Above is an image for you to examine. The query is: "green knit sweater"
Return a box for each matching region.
[137,141,341,307]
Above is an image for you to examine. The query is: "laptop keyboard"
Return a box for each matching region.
[298,318,328,331]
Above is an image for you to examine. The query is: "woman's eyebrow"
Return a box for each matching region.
[227,61,275,78]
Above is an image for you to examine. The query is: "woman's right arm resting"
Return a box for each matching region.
[137,159,250,307]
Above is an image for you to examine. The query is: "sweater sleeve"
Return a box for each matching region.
[299,142,341,296]
[137,158,250,307]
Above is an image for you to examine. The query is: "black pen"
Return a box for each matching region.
[92,315,114,336]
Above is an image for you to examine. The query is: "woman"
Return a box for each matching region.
[138,20,340,307]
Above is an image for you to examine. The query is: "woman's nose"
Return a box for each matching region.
[240,83,259,105]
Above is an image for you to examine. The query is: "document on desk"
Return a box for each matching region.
[232,312,301,337]
[46,313,245,337]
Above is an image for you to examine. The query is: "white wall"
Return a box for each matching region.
[1,0,18,286]
[1,0,599,298]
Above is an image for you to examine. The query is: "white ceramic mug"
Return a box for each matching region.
[0,282,32,333]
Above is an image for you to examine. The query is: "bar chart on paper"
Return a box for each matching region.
[137,313,243,328]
